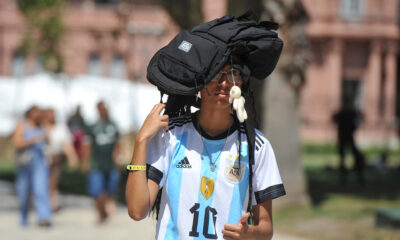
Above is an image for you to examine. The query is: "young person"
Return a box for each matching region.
[125,62,285,239]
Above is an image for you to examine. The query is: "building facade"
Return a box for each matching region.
[1,0,399,144]
[0,0,179,83]
[301,0,400,144]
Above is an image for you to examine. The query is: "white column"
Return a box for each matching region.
[364,40,382,127]
[383,41,398,135]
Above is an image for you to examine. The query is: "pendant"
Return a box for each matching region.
[210,163,216,172]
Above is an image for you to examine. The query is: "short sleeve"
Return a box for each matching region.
[146,129,173,188]
[251,131,286,205]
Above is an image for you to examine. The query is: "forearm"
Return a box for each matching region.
[125,137,152,220]
[246,222,273,240]
[13,134,36,149]
[63,142,79,168]
[14,139,35,149]
[81,143,91,172]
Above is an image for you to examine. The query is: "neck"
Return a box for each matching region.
[198,106,232,137]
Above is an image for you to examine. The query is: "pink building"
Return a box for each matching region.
[301,0,400,144]
[0,0,179,83]
[1,0,399,143]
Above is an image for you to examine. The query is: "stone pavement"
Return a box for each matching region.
[0,181,306,240]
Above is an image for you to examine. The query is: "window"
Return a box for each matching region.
[11,52,26,78]
[87,53,102,76]
[340,0,364,22]
[109,55,126,79]
[34,56,45,74]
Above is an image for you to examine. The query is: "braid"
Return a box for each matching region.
[242,82,257,224]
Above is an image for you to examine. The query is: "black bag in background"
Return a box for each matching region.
[147,10,283,96]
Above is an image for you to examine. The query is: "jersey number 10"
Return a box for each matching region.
[189,203,218,239]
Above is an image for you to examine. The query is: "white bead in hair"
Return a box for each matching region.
[229,86,247,123]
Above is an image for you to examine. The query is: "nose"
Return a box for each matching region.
[217,74,232,86]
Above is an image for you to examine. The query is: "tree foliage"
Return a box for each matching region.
[17,0,65,73]
[155,0,203,30]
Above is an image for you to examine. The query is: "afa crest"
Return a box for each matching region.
[200,176,214,200]
[225,156,246,183]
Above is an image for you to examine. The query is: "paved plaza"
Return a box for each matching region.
[0,181,306,240]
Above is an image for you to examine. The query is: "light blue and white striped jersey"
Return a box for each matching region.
[146,114,285,240]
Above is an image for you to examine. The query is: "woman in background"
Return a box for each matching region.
[42,108,78,212]
[12,106,52,227]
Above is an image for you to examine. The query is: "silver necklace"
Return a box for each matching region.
[198,119,231,172]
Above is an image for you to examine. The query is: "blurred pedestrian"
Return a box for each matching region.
[82,101,122,223]
[42,108,79,212]
[12,106,52,227]
[333,97,365,185]
[67,105,87,163]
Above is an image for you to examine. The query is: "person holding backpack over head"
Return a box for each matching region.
[126,11,286,240]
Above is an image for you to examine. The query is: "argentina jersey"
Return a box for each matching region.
[146,114,286,240]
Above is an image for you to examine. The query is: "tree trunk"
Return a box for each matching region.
[263,69,309,207]
[260,0,310,207]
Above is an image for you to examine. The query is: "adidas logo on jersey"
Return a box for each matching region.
[176,157,192,168]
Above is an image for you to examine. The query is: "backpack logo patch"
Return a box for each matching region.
[178,40,192,52]
[176,156,192,168]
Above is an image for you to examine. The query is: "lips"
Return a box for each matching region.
[216,91,229,97]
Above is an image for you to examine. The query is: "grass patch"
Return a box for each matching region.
[274,143,400,240]
[1,144,399,239]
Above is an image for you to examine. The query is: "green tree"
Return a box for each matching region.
[17,0,65,73]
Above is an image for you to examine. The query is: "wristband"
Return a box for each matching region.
[126,165,147,172]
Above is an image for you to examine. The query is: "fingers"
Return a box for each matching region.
[222,214,250,240]
[222,228,240,239]
[160,114,169,121]
[161,120,169,131]
[222,236,235,240]
[223,224,242,232]
[152,103,166,115]
[238,212,250,225]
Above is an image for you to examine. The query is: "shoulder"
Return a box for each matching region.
[167,114,193,132]
[254,129,270,152]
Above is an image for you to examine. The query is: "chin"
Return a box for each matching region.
[215,100,231,109]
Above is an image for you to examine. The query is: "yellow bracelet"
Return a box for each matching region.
[126,165,147,171]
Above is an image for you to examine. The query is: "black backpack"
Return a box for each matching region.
[147,10,283,96]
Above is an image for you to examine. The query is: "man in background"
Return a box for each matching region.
[333,97,365,186]
[82,101,122,223]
